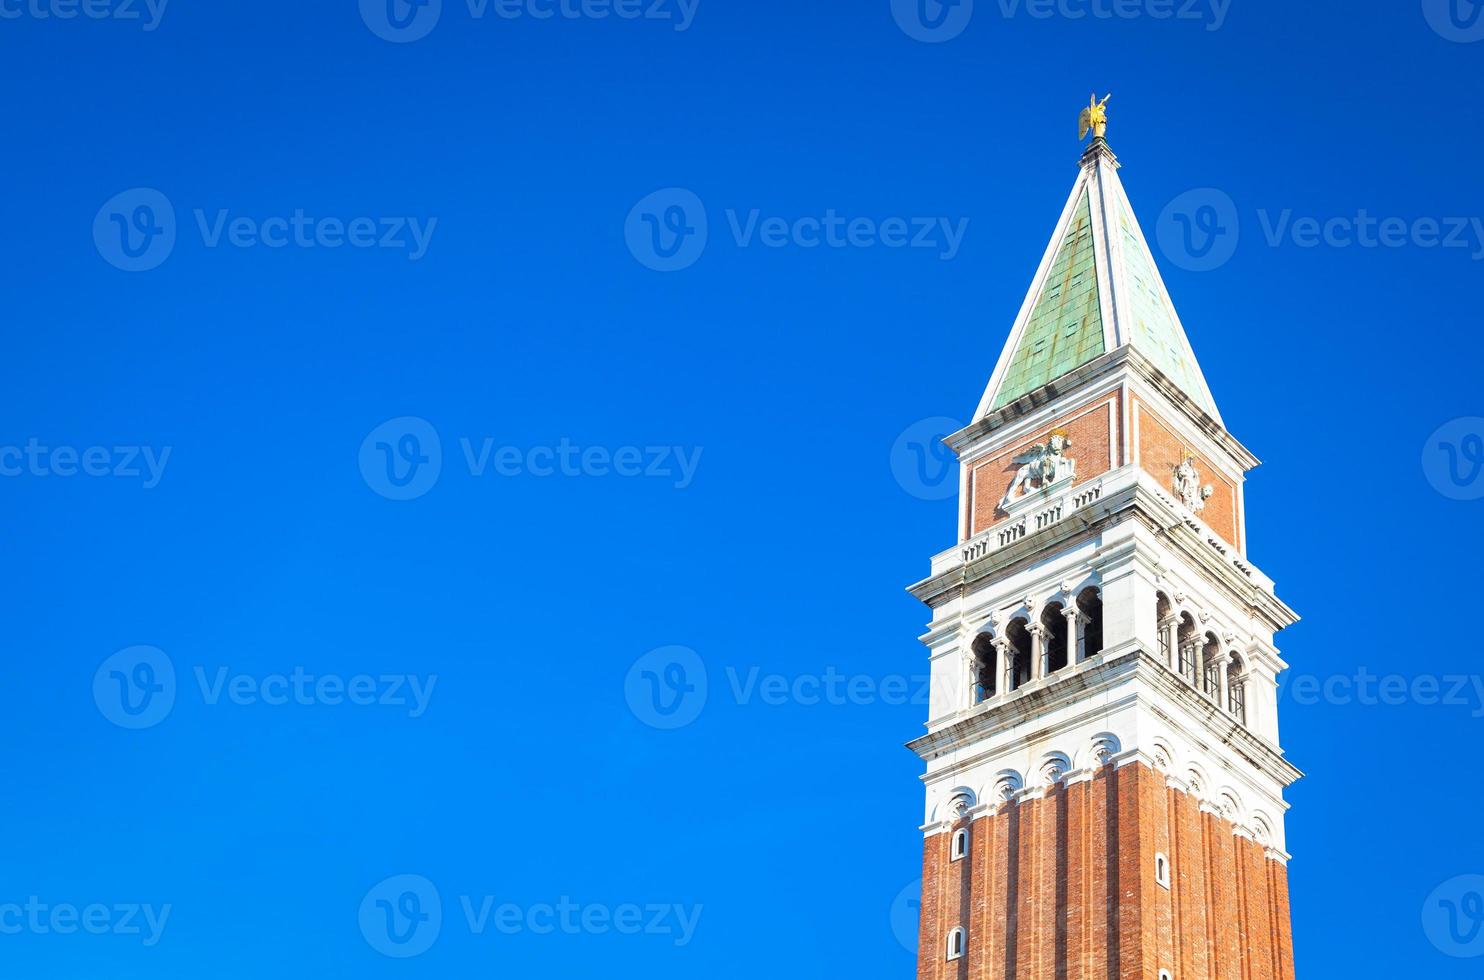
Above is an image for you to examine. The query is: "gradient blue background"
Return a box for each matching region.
[2,0,1483,976]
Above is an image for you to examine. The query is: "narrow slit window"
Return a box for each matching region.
[946,927,966,961]
[1155,852,1171,889]
[951,829,969,861]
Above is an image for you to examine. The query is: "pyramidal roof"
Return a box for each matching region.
[975,138,1221,425]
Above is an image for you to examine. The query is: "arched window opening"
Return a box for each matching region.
[1007,618,1033,691]
[1041,602,1069,675]
[951,828,969,861]
[1155,852,1171,889]
[1155,591,1173,665]
[1176,614,1199,686]
[971,634,997,704]
[1201,634,1223,700]
[1077,586,1103,660]
[946,927,966,961]
[1227,654,1247,724]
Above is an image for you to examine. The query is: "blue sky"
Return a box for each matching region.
[3,1,1484,977]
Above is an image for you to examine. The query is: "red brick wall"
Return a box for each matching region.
[916,763,1294,979]
[1133,398,1241,550]
[967,396,1118,538]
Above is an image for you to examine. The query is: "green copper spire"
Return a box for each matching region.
[991,190,1105,410]
[978,132,1221,424]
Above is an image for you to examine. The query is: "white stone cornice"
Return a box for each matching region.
[910,470,1298,639]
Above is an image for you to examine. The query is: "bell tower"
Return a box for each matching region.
[908,108,1301,980]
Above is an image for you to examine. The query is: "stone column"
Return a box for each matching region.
[1030,623,1048,680]
[1216,652,1232,709]
[995,638,1014,696]
[1158,616,1179,668]
[1064,606,1085,664]
[1179,641,1199,686]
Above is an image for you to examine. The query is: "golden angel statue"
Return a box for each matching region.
[1078,93,1112,141]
